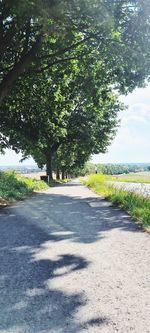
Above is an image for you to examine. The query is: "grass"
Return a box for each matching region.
[81,174,150,231]
[111,171,150,184]
[0,170,49,206]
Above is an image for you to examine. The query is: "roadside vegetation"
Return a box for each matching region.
[0,171,49,206]
[82,174,150,231]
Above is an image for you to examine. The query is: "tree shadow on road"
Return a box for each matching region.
[24,188,141,244]
[0,183,142,332]
[0,213,109,333]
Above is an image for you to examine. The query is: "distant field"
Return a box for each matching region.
[111,172,150,184]
[21,172,46,180]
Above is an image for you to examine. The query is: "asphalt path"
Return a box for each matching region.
[0,180,150,333]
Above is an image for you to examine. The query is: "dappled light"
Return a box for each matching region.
[0,215,109,332]
[0,180,147,332]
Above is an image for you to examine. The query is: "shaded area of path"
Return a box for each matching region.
[0,180,149,332]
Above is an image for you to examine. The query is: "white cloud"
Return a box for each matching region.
[120,84,150,105]
[120,103,150,125]
[92,84,150,163]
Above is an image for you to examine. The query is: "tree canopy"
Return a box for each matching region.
[1,59,122,177]
[0,0,150,177]
[0,0,150,102]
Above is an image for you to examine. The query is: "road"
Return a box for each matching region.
[0,180,150,333]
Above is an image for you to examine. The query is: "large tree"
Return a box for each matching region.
[0,57,122,178]
[1,1,150,177]
[0,0,150,103]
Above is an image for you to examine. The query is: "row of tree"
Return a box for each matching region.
[82,162,150,176]
[0,1,150,179]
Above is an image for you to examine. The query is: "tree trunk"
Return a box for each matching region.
[0,35,42,104]
[56,168,60,180]
[46,151,53,180]
[62,170,65,180]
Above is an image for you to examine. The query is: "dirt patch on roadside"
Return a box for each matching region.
[0,197,9,207]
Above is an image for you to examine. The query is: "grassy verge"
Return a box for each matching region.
[0,171,50,206]
[81,174,150,231]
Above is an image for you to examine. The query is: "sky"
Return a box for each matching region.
[0,84,150,166]
[92,83,150,164]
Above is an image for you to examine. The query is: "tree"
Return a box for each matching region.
[0,0,150,103]
[52,88,121,177]
[1,1,150,177]
[0,57,122,178]
[1,61,75,178]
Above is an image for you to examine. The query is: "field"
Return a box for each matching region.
[111,171,150,184]
[21,172,46,180]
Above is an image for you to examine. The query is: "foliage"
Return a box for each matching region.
[80,163,150,176]
[97,164,138,175]
[80,162,96,176]
[1,59,122,178]
[82,174,150,230]
[1,1,150,177]
[17,175,49,191]
[1,0,150,103]
[0,171,49,203]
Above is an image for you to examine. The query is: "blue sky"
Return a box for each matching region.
[0,84,150,166]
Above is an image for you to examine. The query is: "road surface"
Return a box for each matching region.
[0,180,150,333]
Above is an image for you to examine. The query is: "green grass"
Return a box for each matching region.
[82,174,150,231]
[111,171,150,184]
[0,171,49,205]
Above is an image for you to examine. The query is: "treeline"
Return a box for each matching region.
[80,162,150,176]
[0,1,150,179]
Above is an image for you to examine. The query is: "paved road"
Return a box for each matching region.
[110,181,150,198]
[0,180,150,333]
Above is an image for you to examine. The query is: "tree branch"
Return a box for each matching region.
[27,55,82,74]
[36,32,100,61]
[0,34,43,104]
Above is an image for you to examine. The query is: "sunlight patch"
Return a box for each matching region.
[54,264,77,277]
[26,288,46,297]
[51,231,74,236]
[88,201,112,207]
[12,300,27,310]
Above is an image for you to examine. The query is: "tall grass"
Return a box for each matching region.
[0,171,49,204]
[82,174,150,231]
